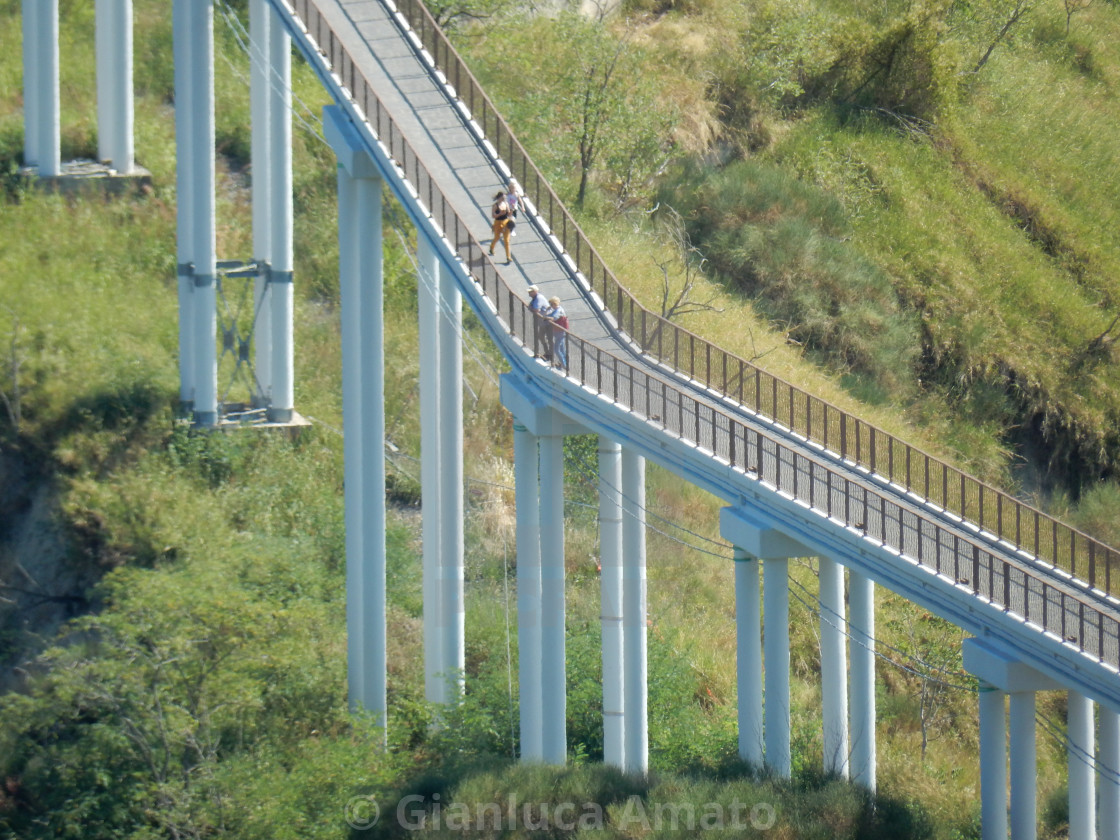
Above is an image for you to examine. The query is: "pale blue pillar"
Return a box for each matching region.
[734,547,763,768]
[820,556,849,778]
[188,0,217,426]
[1067,692,1095,840]
[539,432,566,764]
[356,172,385,730]
[764,557,791,777]
[621,448,648,774]
[978,684,1007,840]
[249,0,272,403]
[418,236,444,704]
[172,0,194,407]
[267,11,294,422]
[848,571,876,790]
[515,422,542,760]
[438,257,464,699]
[599,437,625,768]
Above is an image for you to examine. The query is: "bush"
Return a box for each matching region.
[663,158,920,398]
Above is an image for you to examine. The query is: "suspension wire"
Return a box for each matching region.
[1035,708,1120,783]
[215,0,328,145]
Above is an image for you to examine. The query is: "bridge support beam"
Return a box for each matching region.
[326,106,386,732]
[95,0,134,174]
[820,555,849,779]
[502,377,592,765]
[267,10,295,423]
[599,437,624,768]
[1067,691,1095,840]
[540,431,566,763]
[249,0,272,402]
[184,0,218,426]
[733,546,763,768]
[437,248,465,701]
[621,448,648,775]
[1101,707,1120,840]
[23,0,60,176]
[721,507,809,779]
[515,422,542,760]
[964,637,1063,840]
[172,0,194,407]
[848,571,876,790]
[418,236,444,704]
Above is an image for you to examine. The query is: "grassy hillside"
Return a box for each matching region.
[0,0,1111,838]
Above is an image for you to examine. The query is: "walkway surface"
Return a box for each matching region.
[279,0,1120,702]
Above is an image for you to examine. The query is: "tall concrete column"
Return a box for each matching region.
[172,0,194,407]
[515,422,542,760]
[599,437,625,769]
[819,556,849,778]
[1100,707,1120,840]
[22,0,39,168]
[963,639,1061,840]
[1009,691,1037,840]
[189,0,218,426]
[337,163,363,713]
[733,548,763,768]
[621,448,648,775]
[848,571,876,791]
[764,557,791,777]
[977,684,1008,840]
[539,433,566,764]
[418,236,443,704]
[356,172,386,731]
[1067,692,1096,840]
[30,0,60,176]
[324,106,386,732]
[249,0,272,402]
[438,259,465,699]
[267,12,294,422]
[95,0,134,173]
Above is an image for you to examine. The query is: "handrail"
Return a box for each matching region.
[277,0,1120,668]
[388,0,1119,598]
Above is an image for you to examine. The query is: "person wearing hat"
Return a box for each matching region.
[489,191,513,263]
[546,296,569,371]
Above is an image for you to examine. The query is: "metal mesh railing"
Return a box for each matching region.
[279,0,1120,667]
[387,0,1120,599]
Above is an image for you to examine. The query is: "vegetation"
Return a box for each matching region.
[1,0,1116,838]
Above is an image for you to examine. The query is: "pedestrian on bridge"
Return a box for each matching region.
[489,191,513,264]
[547,296,568,371]
[528,285,552,360]
[505,179,524,236]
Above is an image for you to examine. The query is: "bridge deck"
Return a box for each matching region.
[282,0,1120,700]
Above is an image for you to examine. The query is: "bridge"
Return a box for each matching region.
[18,1,1120,838]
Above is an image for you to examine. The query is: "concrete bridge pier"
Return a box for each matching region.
[848,571,876,791]
[1067,691,1095,840]
[266,7,295,423]
[22,0,59,176]
[95,0,134,174]
[515,422,543,760]
[964,638,1064,840]
[1101,707,1120,840]
[721,507,809,778]
[249,0,273,403]
[325,107,387,729]
[599,438,624,767]
[819,555,849,779]
[621,448,648,775]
